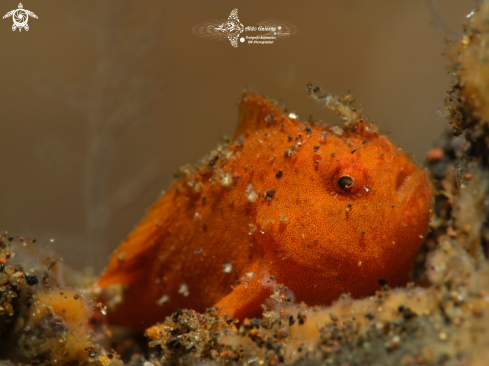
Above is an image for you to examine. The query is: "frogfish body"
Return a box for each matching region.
[98,93,432,330]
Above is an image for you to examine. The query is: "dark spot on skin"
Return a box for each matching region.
[270,275,275,280]
[338,176,354,189]
[330,152,335,157]
[202,196,207,202]
[351,149,357,154]
[266,189,276,198]
[362,140,368,144]
[305,126,312,135]
[297,312,306,325]
[291,145,296,151]
[378,279,388,286]
[313,145,320,150]
[288,135,293,140]
[276,170,283,178]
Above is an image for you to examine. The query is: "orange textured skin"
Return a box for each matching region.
[97,93,432,331]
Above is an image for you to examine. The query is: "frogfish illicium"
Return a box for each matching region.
[97,91,432,330]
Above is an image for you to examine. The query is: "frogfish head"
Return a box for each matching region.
[240,94,433,300]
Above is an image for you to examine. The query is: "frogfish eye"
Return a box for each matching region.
[328,164,369,198]
[338,176,354,190]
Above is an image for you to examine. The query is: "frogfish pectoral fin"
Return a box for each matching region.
[214,265,272,320]
[397,169,432,226]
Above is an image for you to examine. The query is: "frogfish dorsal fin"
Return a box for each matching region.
[235,93,287,139]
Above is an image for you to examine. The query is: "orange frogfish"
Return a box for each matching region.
[97,91,432,330]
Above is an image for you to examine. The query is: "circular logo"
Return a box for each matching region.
[12,9,28,27]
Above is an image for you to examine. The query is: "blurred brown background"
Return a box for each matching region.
[0,0,475,272]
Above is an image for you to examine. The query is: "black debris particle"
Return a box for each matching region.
[236,135,244,146]
[289,315,296,326]
[266,189,276,202]
[208,155,219,167]
[378,279,388,286]
[399,306,418,320]
[313,145,320,150]
[25,275,39,286]
[276,170,283,178]
[365,312,375,320]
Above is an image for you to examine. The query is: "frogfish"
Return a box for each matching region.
[97,91,432,331]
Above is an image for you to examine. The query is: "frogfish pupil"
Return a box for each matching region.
[338,176,354,189]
